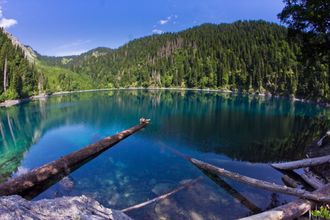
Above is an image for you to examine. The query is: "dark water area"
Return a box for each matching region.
[0,90,329,219]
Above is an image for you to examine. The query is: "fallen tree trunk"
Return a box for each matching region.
[200,169,261,214]
[300,173,324,190]
[189,158,330,203]
[281,175,299,188]
[121,177,202,213]
[0,120,149,199]
[271,155,330,170]
[277,169,315,191]
[239,184,330,220]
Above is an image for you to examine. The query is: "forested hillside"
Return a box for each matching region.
[1,20,329,102]
[39,20,329,101]
[0,28,40,101]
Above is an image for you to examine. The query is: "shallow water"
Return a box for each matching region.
[0,90,329,219]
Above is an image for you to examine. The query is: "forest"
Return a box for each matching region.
[1,20,329,102]
[0,29,39,101]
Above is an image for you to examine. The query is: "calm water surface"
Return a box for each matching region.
[0,90,329,219]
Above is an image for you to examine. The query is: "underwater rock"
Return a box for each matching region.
[59,176,75,190]
[0,195,132,220]
[152,183,174,195]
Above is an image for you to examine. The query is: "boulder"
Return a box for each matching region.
[0,195,132,220]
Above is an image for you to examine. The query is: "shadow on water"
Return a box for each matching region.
[0,90,328,219]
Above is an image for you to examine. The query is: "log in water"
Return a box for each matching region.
[271,155,330,170]
[0,120,149,199]
[240,184,330,220]
[189,158,330,203]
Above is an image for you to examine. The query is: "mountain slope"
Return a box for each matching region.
[39,20,329,101]
[0,28,39,101]
[1,20,328,102]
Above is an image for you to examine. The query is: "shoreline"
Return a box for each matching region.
[0,87,329,108]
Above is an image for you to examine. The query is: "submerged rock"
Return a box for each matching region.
[59,176,75,190]
[0,195,132,220]
[152,183,174,195]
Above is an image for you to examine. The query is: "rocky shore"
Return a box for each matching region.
[0,195,131,220]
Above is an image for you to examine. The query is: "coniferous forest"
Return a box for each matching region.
[1,20,329,102]
[0,29,39,100]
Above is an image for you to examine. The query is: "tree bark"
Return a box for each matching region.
[0,121,149,199]
[189,158,330,203]
[200,169,261,214]
[239,184,330,220]
[3,57,7,92]
[271,155,330,170]
[121,177,202,213]
[281,175,299,188]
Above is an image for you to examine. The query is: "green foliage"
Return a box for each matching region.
[35,62,94,92]
[311,206,330,219]
[278,0,329,101]
[0,28,39,99]
[1,20,329,102]
[39,21,329,101]
[278,0,329,56]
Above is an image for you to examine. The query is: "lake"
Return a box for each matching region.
[0,90,329,219]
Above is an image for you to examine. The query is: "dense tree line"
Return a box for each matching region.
[278,0,329,101]
[0,28,40,101]
[39,20,329,101]
[1,20,328,102]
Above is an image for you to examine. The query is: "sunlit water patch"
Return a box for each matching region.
[0,90,329,219]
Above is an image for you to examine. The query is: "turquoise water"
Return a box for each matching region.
[0,90,329,219]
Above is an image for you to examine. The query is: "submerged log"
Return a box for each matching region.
[121,177,202,213]
[0,120,149,199]
[200,169,262,214]
[271,155,330,170]
[189,158,330,203]
[240,184,330,220]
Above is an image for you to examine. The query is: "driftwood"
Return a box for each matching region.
[317,131,330,147]
[281,175,299,188]
[0,120,149,199]
[277,169,318,191]
[189,158,330,203]
[240,184,330,220]
[158,142,262,213]
[121,177,202,213]
[300,173,324,190]
[271,155,330,170]
[200,169,261,214]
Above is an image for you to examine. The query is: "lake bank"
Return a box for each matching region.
[0,87,329,108]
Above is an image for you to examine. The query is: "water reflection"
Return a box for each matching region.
[0,90,328,219]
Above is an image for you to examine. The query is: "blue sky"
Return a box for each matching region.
[1,0,284,56]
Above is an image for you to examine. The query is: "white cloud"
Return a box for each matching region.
[158,15,178,25]
[0,3,17,29]
[0,18,17,28]
[160,19,168,25]
[152,29,164,34]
